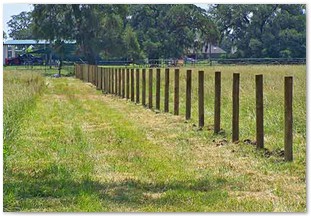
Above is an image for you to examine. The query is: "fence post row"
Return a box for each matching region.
[75,65,295,162]
[256,74,264,149]
[284,76,293,161]
[174,68,180,115]
[232,73,240,142]
[186,70,192,120]
[198,70,204,128]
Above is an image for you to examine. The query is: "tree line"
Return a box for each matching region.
[6,4,306,64]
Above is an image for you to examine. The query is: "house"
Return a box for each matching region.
[3,39,50,64]
[3,39,76,65]
[187,43,227,59]
[202,43,227,58]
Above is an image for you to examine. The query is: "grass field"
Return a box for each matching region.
[3,65,306,212]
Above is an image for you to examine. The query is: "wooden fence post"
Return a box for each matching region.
[112,67,115,94]
[92,65,94,84]
[97,67,100,90]
[118,68,122,97]
[256,74,264,149]
[85,65,87,82]
[174,69,180,115]
[104,68,107,93]
[284,76,293,161]
[131,68,135,102]
[214,71,221,133]
[107,68,109,93]
[164,68,169,112]
[91,65,93,84]
[88,65,90,83]
[136,69,140,103]
[126,68,130,99]
[94,66,97,87]
[149,68,153,109]
[102,68,105,92]
[114,68,117,95]
[88,65,91,83]
[94,66,97,86]
[115,68,118,95]
[142,68,146,106]
[122,68,125,98]
[110,68,113,94]
[92,65,94,85]
[198,70,204,128]
[100,67,104,91]
[232,73,240,142]
[86,65,89,83]
[156,68,161,110]
[186,70,192,120]
[111,68,117,94]
[96,66,100,90]
[101,67,103,90]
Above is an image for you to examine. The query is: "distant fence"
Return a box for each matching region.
[4,62,75,75]
[75,64,294,162]
[94,58,306,67]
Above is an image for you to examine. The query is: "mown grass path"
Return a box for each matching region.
[4,76,305,212]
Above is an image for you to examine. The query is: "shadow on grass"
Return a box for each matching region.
[4,164,228,212]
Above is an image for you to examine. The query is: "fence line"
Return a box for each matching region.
[74,64,295,162]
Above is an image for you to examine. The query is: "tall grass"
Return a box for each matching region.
[3,70,45,162]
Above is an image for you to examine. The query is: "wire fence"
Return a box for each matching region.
[96,58,306,67]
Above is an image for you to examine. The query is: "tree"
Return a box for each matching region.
[3,31,7,40]
[32,4,129,64]
[129,4,219,59]
[31,4,219,63]
[123,25,144,61]
[209,4,306,58]
[7,11,33,39]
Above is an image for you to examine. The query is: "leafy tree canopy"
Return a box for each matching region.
[3,31,7,40]
[7,11,33,39]
[209,4,306,58]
